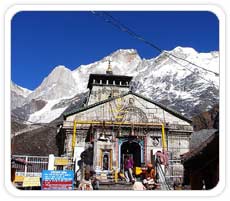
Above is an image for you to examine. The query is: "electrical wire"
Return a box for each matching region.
[11,12,219,131]
[102,11,219,76]
[165,53,215,85]
[91,11,219,81]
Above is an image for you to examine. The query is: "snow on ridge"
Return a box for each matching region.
[13,47,219,123]
[27,64,78,101]
[110,48,138,55]
[28,98,68,123]
[71,48,142,93]
[168,46,198,55]
[153,46,219,85]
[11,81,32,97]
[51,65,69,71]
[19,86,33,96]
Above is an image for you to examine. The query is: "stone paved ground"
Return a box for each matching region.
[98,182,133,190]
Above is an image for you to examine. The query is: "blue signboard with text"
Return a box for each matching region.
[42,170,74,190]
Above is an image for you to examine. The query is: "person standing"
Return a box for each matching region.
[124,156,135,182]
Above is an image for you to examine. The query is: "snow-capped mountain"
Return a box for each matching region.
[132,46,219,116]
[11,81,32,110]
[27,65,78,101]
[11,47,219,124]
[72,49,142,93]
[11,81,32,97]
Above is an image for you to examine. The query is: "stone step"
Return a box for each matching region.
[98,183,133,190]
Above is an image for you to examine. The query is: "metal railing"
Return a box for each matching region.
[165,159,184,187]
[12,155,75,178]
[12,155,49,177]
[156,158,171,190]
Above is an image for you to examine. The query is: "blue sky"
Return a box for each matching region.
[11,11,219,90]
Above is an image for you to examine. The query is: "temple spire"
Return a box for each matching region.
[106,60,113,75]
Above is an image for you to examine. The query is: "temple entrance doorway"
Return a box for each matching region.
[120,140,141,171]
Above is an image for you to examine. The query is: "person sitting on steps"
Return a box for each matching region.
[142,163,157,190]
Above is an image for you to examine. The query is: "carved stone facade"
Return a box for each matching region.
[59,69,193,183]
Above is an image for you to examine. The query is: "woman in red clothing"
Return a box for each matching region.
[124,156,135,182]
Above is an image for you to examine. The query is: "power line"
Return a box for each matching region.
[102,11,163,53]
[165,52,219,76]
[102,11,219,77]
[165,53,214,85]
[91,11,219,80]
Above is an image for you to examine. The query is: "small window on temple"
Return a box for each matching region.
[102,152,109,170]
[129,98,134,105]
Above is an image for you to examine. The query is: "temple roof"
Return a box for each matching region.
[63,91,192,123]
[87,74,133,90]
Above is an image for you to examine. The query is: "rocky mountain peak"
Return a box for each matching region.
[109,48,138,57]
[71,49,142,93]
[11,81,33,110]
[108,49,141,64]
[168,46,198,56]
[11,81,32,97]
[11,46,219,123]
[51,65,70,72]
[27,65,78,101]
[43,65,74,85]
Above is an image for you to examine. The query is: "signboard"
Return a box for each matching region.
[22,177,41,187]
[14,175,24,183]
[42,170,74,190]
[54,157,69,166]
